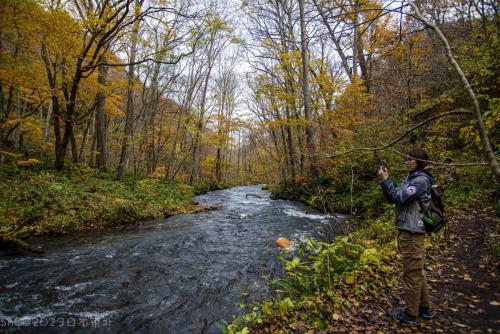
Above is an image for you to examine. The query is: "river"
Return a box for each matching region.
[0,185,344,333]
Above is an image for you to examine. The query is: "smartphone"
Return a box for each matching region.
[379,159,387,171]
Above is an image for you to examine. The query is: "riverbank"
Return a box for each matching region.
[225,166,498,333]
[0,164,228,242]
[229,208,499,334]
[0,185,330,333]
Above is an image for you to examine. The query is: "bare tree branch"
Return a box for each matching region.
[310,109,472,158]
[388,148,490,167]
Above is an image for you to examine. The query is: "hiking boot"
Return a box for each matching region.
[387,308,418,325]
[419,307,435,320]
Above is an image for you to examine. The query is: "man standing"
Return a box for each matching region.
[378,148,435,324]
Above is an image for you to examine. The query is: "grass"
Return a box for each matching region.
[0,163,194,238]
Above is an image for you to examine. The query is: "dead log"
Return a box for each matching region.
[0,233,45,254]
[246,194,263,199]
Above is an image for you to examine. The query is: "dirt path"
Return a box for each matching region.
[337,208,500,334]
[421,209,499,333]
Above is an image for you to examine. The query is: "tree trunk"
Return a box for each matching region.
[44,99,52,145]
[0,80,5,152]
[78,117,92,163]
[70,125,78,163]
[95,61,108,171]
[237,132,241,179]
[313,0,353,81]
[299,0,319,183]
[284,107,296,184]
[189,117,204,185]
[189,68,211,186]
[357,37,371,92]
[215,147,222,183]
[55,120,71,171]
[90,114,97,167]
[352,0,359,77]
[117,0,141,181]
[18,134,29,159]
[146,102,157,175]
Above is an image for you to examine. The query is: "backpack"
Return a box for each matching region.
[420,186,446,233]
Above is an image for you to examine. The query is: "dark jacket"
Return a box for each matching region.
[380,170,434,234]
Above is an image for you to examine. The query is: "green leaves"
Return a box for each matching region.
[49,182,64,191]
[225,212,398,333]
[359,248,380,265]
[278,298,294,317]
[0,170,194,237]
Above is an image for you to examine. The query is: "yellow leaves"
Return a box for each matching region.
[40,8,82,58]
[335,76,370,110]
[19,116,43,139]
[0,150,21,158]
[2,119,20,129]
[359,248,380,265]
[311,62,342,97]
[278,298,294,317]
[391,31,432,68]
[16,159,43,167]
[459,106,499,149]
[329,76,373,139]
[230,37,244,44]
[200,155,216,173]
[0,3,50,100]
[239,328,250,334]
[1,0,44,39]
[2,116,43,144]
[279,51,302,70]
[82,14,110,33]
[105,94,125,117]
[345,274,356,285]
[202,12,233,37]
[0,56,46,92]
[262,301,273,317]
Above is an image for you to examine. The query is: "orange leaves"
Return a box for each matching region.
[16,158,43,167]
[1,119,20,129]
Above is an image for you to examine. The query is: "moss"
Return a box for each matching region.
[0,166,194,238]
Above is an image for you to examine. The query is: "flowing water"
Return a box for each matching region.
[0,185,344,333]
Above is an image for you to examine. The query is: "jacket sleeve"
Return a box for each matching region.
[380,177,429,205]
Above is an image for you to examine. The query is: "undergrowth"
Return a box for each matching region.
[224,164,495,333]
[0,164,194,238]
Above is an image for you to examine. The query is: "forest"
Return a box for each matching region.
[0,0,498,333]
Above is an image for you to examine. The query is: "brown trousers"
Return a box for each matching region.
[398,230,431,317]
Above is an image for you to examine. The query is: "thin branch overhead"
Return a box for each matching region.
[310,109,473,159]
